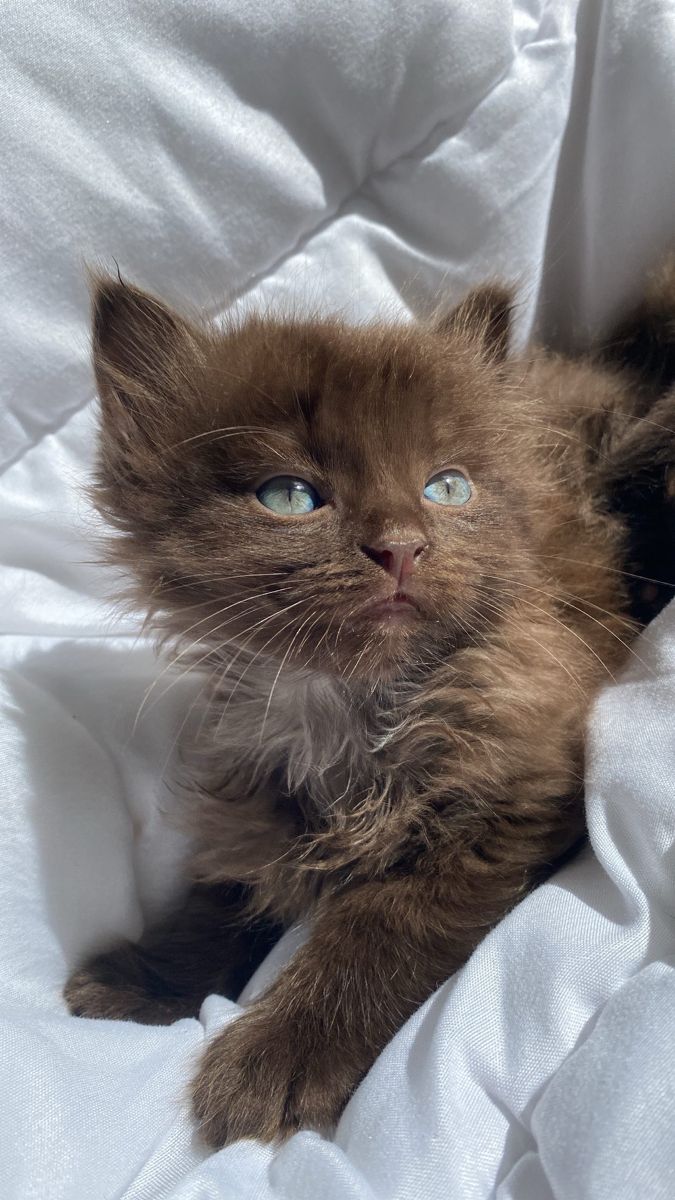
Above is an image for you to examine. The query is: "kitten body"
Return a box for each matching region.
[65,267,675,1147]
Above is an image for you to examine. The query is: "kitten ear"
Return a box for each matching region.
[437,283,513,362]
[91,273,203,421]
[91,275,208,529]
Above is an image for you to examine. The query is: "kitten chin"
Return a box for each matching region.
[64,263,675,1148]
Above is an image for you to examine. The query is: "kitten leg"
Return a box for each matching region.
[191,820,569,1148]
[64,883,282,1024]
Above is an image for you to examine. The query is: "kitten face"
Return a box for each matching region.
[93,279,538,681]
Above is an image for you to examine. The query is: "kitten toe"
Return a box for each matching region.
[192,1004,363,1148]
[64,943,201,1025]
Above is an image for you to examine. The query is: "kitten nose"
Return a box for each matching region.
[361,538,427,586]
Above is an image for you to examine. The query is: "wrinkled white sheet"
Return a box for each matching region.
[1,2,675,1196]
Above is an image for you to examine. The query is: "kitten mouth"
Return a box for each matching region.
[364,592,421,622]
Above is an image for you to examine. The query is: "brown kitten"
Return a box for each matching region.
[65,264,675,1148]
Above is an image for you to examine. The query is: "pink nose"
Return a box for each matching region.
[361,539,427,586]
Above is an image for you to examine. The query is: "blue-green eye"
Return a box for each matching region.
[423,469,472,506]
[256,476,321,515]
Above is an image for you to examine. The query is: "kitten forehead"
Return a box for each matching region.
[205,315,494,456]
[209,316,427,402]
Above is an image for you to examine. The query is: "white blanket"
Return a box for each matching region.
[2,2,675,1196]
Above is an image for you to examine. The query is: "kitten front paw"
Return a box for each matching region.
[64,943,199,1025]
[192,1004,364,1147]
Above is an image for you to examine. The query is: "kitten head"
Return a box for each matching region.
[92,276,541,683]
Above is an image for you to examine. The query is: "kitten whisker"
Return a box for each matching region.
[171,425,286,448]
[209,600,315,744]
[154,571,288,597]
[475,591,590,701]
[132,586,296,731]
[477,583,616,684]
[258,607,325,746]
[538,554,675,589]
[480,571,654,677]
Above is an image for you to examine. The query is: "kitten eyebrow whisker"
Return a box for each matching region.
[169,425,299,450]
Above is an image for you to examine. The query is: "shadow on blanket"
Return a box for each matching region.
[12,640,189,967]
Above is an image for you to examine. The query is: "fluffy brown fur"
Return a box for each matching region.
[65,261,675,1148]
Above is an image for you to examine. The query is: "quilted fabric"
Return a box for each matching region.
[1,2,675,1196]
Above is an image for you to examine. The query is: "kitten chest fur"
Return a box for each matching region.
[191,660,427,900]
[186,614,588,924]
